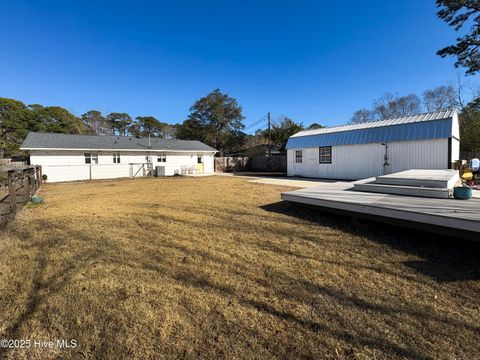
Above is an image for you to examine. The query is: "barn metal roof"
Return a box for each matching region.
[286,109,457,149]
[21,132,217,152]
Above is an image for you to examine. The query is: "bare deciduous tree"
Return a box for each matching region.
[350,109,374,124]
[373,93,422,119]
[422,85,458,111]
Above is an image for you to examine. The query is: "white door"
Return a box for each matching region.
[305,148,318,178]
[292,149,305,176]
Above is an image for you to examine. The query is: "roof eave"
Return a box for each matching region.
[21,147,217,153]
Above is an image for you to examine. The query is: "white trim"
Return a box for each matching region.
[295,149,303,163]
[21,147,217,153]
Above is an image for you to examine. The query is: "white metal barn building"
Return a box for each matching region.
[286,110,460,180]
[21,132,217,182]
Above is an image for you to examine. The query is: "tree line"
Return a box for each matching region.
[2,83,478,158]
[0,90,307,158]
[350,85,459,123]
[349,83,480,152]
[0,98,177,157]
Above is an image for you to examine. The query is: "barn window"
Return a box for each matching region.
[295,150,303,163]
[113,153,121,163]
[84,153,98,164]
[157,154,166,162]
[319,146,332,164]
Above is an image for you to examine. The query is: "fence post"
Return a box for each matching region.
[30,168,34,193]
[8,171,16,216]
[38,166,42,189]
[35,166,40,190]
[23,169,30,203]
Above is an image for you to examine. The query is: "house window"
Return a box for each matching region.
[197,156,203,164]
[113,153,121,164]
[295,150,303,163]
[319,146,332,164]
[84,153,98,164]
[157,153,166,162]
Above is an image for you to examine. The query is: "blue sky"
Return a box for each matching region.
[0,1,476,131]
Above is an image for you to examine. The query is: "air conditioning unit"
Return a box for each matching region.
[155,166,165,177]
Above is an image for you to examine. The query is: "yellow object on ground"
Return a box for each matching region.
[461,169,473,181]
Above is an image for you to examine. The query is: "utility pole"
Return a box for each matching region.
[267,112,271,158]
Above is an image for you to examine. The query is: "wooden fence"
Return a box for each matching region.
[215,155,287,173]
[460,150,480,161]
[251,155,287,172]
[215,157,250,172]
[0,165,42,224]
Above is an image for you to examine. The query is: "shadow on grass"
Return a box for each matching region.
[261,201,480,282]
[3,207,477,359]
[136,255,450,360]
[0,223,125,359]
[241,298,432,360]
[134,257,437,360]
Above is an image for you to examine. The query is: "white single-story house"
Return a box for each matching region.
[21,132,217,182]
[286,109,460,180]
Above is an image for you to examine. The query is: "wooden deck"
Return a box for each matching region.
[374,169,459,188]
[281,182,480,240]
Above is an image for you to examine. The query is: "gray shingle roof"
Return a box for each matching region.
[21,132,217,152]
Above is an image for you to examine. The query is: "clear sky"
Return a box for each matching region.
[0,0,476,131]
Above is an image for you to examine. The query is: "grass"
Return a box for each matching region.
[0,176,479,359]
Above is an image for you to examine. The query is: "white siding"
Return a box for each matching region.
[30,150,215,182]
[288,138,449,180]
[42,165,91,182]
[387,139,448,173]
[451,137,460,162]
[91,164,133,179]
[30,150,87,165]
[452,112,460,139]
[203,154,214,173]
[450,112,460,163]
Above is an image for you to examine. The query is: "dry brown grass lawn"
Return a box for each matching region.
[0,176,479,359]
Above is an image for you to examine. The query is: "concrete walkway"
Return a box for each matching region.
[216,172,347,188]
[184,173,215,177]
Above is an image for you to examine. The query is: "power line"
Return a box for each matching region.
[244,114,268,133]
[245,115,268,129]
